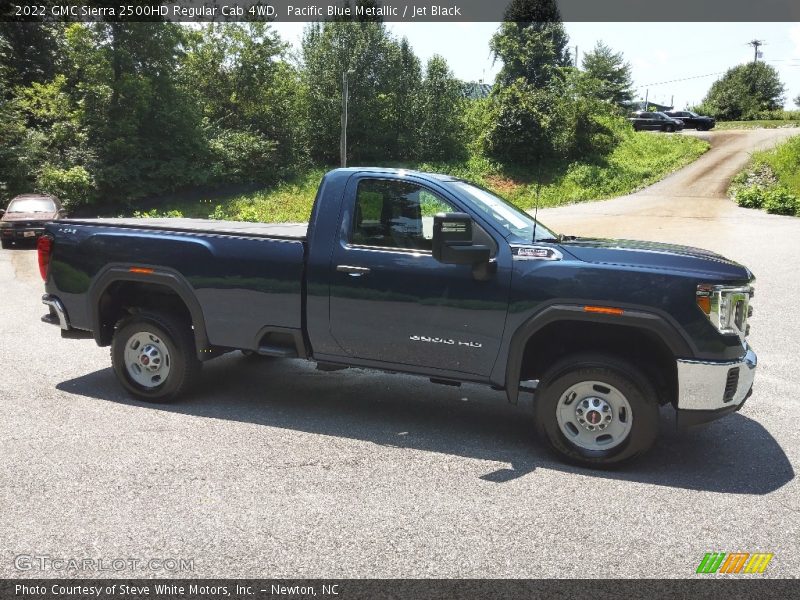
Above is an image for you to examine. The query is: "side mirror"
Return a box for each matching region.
[0,209,4,217]
[432,212,491,265]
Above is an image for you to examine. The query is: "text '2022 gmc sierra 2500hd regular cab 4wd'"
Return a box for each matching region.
[38,168,757,467]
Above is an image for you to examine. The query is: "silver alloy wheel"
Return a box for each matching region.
[556,380,633,451]
[123,331,171,389]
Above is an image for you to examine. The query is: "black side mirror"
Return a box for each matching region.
[0,209,5,217]
[432,212,491,265]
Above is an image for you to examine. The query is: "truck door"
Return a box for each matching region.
[327,174,511,377]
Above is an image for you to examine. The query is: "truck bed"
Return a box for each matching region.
[60,218,308,240]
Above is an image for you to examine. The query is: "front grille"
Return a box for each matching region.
[723,367,740,403]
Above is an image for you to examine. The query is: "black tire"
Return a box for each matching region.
[111,311,201,402]
[534,354,659,467]
[664,125,674,133]
[1,239,10,249]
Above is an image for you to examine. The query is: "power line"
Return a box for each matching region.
[638,58,800,88]
[639,71,726,87]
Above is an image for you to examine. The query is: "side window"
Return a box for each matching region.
[351,179,455,251]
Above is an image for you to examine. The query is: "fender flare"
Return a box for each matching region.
[504,304,693,404]
[88,264,210,359]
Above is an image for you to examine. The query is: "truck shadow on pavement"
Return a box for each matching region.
[56,354,794,495]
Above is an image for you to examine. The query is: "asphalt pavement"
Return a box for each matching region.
[1,128,798,578]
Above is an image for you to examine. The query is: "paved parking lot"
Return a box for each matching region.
[1,129,798,578]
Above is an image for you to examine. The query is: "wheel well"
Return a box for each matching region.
[520,320,677,406]
[96,281,193,346]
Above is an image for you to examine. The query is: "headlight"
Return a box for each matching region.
[696,284,753,340]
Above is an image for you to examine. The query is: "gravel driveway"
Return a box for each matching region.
[1,129,798,579]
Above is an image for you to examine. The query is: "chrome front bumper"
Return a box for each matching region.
[676,344,757,411]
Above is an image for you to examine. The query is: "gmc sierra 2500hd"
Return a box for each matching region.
[39,168,757,466]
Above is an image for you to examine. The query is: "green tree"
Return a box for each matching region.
[485,0,582,164]
[302,15,417,163]
[385,37,422,160]
[489,0,570,88]
[416,55,465,161]
[62,23,205,201]
[0,34,30,201]
[0,23,61,86]
[581,41,633,107]
[183,23,307,183]
[701,62,785,120]
[794,93,800,109]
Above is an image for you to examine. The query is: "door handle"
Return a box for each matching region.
[336,265,371,276]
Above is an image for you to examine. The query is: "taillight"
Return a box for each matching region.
[37,235,53,281]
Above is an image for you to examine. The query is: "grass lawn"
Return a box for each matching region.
[715,120,800,130]
[137,131,709,223]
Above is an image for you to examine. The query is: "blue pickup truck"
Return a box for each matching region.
[38,168,757,466]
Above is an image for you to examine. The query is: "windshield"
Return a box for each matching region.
[448,181,556,242]
[7,197,56,213]
[687,111,699,117]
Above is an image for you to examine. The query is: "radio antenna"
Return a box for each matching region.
[531,154,542,242]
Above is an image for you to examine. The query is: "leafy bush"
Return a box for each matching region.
[762,187,799,215]
[733,185,766,209]
[36,165,96,208]
[482,74,626,167]
[209,129,279,185]
[132,208,184,218]
[730,136,800,216]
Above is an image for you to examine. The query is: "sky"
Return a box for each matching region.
[271,21,800,110]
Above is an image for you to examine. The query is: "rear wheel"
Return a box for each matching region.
[111,311,201,402]
[534,354,659,467]
[1,239,10,249]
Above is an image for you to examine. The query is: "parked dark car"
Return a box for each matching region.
[1,194,65,249]
[38,168,757,467]
[628,111,684,132]
[664,110,716,131]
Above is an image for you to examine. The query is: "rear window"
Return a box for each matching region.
[7,197,56,213]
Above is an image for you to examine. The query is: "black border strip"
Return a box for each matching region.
[2,579,799,600]
[2,1,800,23]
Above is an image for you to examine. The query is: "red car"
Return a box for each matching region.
[0,194,65,249]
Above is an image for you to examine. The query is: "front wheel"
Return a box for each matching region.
[111,311,201,402]
[534,354,659,467]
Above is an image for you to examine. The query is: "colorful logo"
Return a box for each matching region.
[696,552,774,574]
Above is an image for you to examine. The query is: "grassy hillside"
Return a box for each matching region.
[136,131,709,223]
[715,120,800,130]
[729,135,800,216]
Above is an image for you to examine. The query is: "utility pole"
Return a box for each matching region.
[644,89,649,111]
[748,39,764,63]
[574,45,579,68]
[340,69,355,168]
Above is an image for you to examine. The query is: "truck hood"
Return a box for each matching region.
[557,237,753,281]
